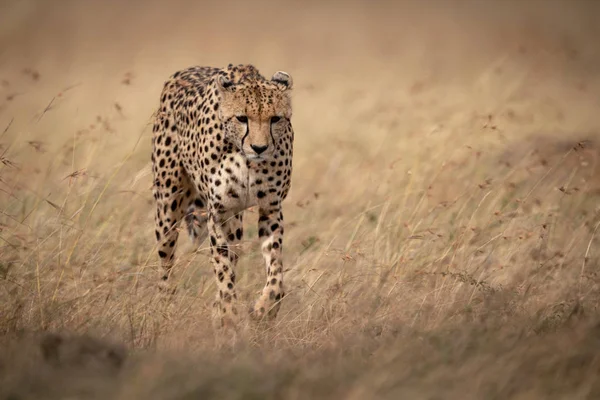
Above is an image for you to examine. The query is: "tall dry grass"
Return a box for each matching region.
[2,0,600,398]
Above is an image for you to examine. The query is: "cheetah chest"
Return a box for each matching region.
[208,153,289,213]
[209,153,252,212]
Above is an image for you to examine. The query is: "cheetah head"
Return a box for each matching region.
[216,70,293,161]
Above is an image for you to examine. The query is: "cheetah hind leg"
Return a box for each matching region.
[184,200,209,248]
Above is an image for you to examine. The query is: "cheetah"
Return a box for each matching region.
[151,64,294,326]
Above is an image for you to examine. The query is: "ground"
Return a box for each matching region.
[1,0,600,399]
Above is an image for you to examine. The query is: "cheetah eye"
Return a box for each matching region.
[271,116,281,124]
[236,116,248,123]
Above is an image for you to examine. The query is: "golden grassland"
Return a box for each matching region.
[2,0,600,398]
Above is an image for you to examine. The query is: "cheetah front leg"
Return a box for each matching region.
[251,205,285,321]
[207,210,243,328]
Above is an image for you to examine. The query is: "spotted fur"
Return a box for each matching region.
[151,64,294,326]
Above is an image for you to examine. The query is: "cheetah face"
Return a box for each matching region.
[217,71,293,161]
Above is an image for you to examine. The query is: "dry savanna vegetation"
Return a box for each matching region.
[2,0,600,398]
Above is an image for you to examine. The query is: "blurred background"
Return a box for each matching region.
[2,0,600,153]
[2,1,600,399]
[2,0,600,209]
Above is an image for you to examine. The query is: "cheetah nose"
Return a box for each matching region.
[251,144,268,155]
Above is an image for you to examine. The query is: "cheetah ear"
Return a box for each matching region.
[216,75,235,92]
[271,71,293,90]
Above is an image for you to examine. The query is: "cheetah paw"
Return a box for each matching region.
[249,299,281,322]
[157,278,177,296]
